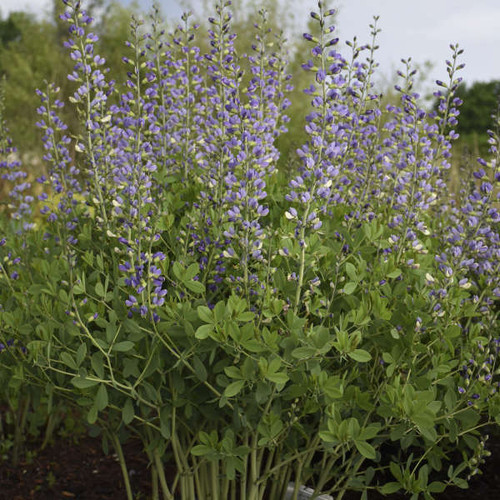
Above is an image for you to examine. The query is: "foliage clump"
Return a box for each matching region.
[0,1,499,499]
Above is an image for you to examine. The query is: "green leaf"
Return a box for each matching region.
[453,477,469,489]
[122,399,134,425]
[417,465,429,489]
[322,377,343,399]
[268,358,281,374]
[214,301,226,322]
[95,384,108,411]
[380,482,401,495]
[347,418,360,438]
[191,445,213,457]
[193,356,207,382]
[185,280,205,294]
[266,372,289,385]
[172,262,183,281]
[354,440,376,459]
[345,262,358,282]
[72,377,99,389]
[87,406,98,424]
[417,424,437,442]
[387,269,402,279]
[456,408,480,428]
[112,341,134,352]
[382,352,393,364]
[224,380,245,398]
[197,306,213,324]
[76,343,87,367]
[195,324,213,340]
[343,282,357,295]
[412,407,435,428]
[95,281,105,298]
[271,299,283,315]
[348,349,372,362]
[390,328,400,339]
[319,431,336,443]
[445,325,461,338]
[224,366,242,379]
[359,425,380,441]
[61,352,77,370]
[237,311,255,322]
[72,282,85,295]
[160,407,170,439]
[184,263,199,281]
[106,323,117,344]
[241,339,265,352]
[91,353,105,379]
[292,346,317,359]
[59,288,69,303]
[390,462,403,482]
[428,481,446,493]
[444,389,457,412]
[227,322,241,341]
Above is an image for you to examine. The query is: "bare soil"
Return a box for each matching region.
[1,434,499,499]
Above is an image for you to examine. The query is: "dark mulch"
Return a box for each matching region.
[0,437,152,500]
[1,434,499,499]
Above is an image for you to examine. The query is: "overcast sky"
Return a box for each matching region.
[2,0,499,89]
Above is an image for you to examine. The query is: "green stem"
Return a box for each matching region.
[41,411,57,451]
[241,435,248,500]
[248,433,259,500]
[151,464,159,500]
[293,234,308,315]
[110,432,134,500]
[311,455,337,498]
[211,460,219,500]
[335,456,365,500]
[291,460,304,500]
[221,474,230,499]
[257,443,318,484]
[281,466,293,500]
[193,459,203,500]
[231,479,237,500]
[258,448,276,500]
[153,447,174,500]
[12,395,30,466]
[153,322,232,409]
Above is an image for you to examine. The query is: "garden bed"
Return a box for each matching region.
[1,0,499,499]
[2,434,500,499]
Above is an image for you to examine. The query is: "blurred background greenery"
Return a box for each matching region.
[1,0,499,203]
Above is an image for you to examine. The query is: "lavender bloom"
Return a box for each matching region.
[287,9,384,244]
[144,9,206,182]
[220,8,291,300]
[440,130,499,316]
[177,2,292,301]
[0,84,33,228]
[283,4,384,310]
[379,48,463,256]
[35,84,83,247]
[58,2,168,320]
[60,0,117,229]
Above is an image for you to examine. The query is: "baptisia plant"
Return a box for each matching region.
[0,0,498,499]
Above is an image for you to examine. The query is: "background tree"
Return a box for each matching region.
[0,1,135,161]
[181,0,325,168]
[0,0,325,169]
[454,80,500,156]
[0,12,69,154]
[0,14,21,45]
